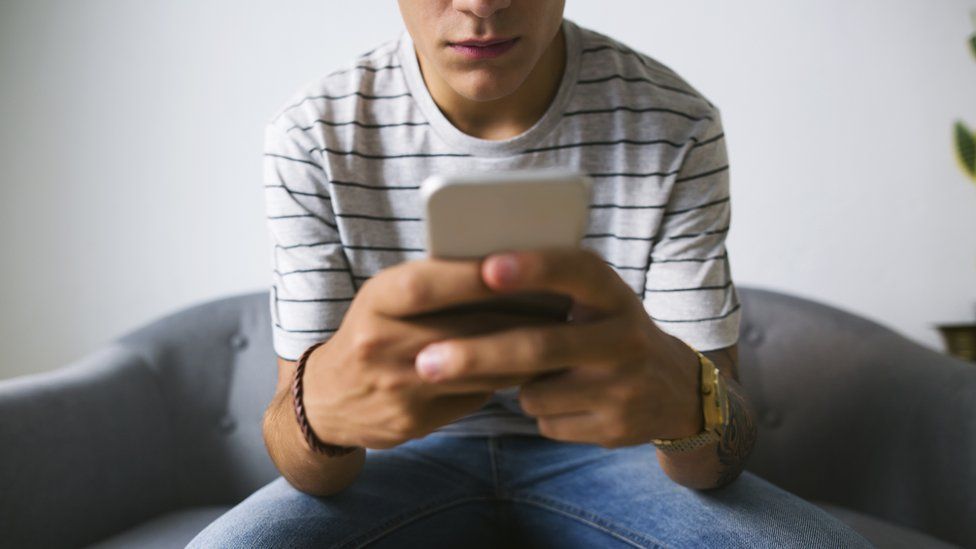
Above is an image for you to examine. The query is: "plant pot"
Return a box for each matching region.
[935,323,976,363]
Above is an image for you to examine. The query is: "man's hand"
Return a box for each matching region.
[412,247,706,448]
[298,256,567,452]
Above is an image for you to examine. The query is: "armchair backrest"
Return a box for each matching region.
[115,286,976,547]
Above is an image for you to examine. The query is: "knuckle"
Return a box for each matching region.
[395,271,431,311]
[376,371,411,393]
[350,330,385,362]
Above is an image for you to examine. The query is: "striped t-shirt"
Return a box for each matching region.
[264,18,741,437]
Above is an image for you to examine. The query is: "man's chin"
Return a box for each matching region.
[450,73,526,103]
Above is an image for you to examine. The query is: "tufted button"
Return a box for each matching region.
[230,333,248,350]
[743,326,763,346]
[760,409,781,428]
[218,416,237,434]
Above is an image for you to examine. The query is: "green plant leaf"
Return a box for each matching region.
[954,121,976,182]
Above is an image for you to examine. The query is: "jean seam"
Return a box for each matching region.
[488,437,501,496]
[336,494,495,548]
[510,493,671,549]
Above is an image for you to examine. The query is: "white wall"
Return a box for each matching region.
[1,0,974,380]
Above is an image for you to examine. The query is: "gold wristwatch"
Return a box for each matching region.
[651,347,729,453]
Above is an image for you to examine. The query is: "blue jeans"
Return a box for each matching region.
[187,433,872,548]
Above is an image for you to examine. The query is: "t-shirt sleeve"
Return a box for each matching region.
[641,109,741,352]
[263,118,354,361]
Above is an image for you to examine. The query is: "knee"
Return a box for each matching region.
[185,477,348,549]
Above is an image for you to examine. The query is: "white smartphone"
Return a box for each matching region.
[420,168,592,321]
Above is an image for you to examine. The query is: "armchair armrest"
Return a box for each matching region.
[738,286,976,548]
[0,345,177,548]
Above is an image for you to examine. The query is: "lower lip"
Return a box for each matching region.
[449,38,519,60]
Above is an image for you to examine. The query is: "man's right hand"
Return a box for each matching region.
[300,256,567,450]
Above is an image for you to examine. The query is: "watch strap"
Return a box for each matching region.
[651,347,727,453]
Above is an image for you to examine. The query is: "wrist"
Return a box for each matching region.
[664,335,706,439]
[651,338,727,454]
[292,341,360,457]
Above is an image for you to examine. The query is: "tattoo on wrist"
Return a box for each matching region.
[715,382,757,488]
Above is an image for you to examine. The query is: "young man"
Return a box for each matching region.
[189,1,872,546]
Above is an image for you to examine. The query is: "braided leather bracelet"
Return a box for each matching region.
[291,340,360,457]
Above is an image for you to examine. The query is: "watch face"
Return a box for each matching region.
[702,364,727,428]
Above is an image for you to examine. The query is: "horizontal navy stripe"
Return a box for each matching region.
[265,184,331,201]
[604,260,646,271]
[267,213,337,230]
[650,253,728,264]
[274,267,350,277]
[290,134,726,162]
[591,202,665,210]
[274,321,339,334]
[675,165,729,184]
[563,104,711,122]
[663,196,730,216]
[648,302,741,323]
[276,296,354,303]
[579,46,700,97]
[309,146,470,160]
[645,280,733,293]
[264,153,323,170]
[690,133,725,149]
[274,91,412,121]
[327,63,402,77]
[584,233,655,242]
[330,179,420,191]
[589,169,679,179]
[523,137,689,154]
[356,42,397,60]
[577,73,700,101]
[523,133,724,155]
[656,226,730,242]
[275,240,342,250]
[287,119,429,133]
[345,244,425,252]
[336,212,422,222]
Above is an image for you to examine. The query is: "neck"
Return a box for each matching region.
[416,25,566,141]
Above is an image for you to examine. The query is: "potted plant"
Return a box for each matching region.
[937,12,976,363]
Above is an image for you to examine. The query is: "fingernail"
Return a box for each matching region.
[491,254,519,285]
[416,345,447,379]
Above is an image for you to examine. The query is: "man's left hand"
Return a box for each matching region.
[413,248,705,448]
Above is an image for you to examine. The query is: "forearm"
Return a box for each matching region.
[262,387,366,496]
[656,376,757,490]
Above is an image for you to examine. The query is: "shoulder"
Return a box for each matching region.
[265,37,405,132]
[573,22,718,122]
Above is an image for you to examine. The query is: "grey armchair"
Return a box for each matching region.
[1,286,972,548]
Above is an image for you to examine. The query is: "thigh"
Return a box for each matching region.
[498,436,873,549]
[186,433,501,549]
